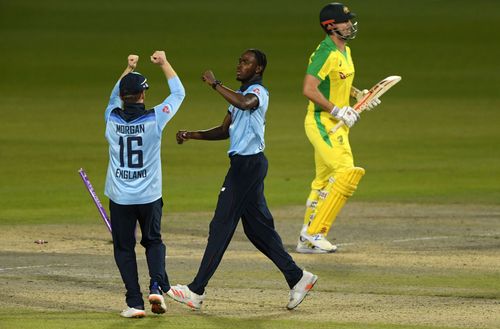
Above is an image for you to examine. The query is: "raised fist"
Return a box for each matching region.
[150,51,167,65]
[201,70,216,86]
[127,54,139,70]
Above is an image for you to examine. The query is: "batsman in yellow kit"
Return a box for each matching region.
[296,2,381,254]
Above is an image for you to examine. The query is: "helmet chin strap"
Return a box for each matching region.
[334,29,348,40]
[329,22,358,40]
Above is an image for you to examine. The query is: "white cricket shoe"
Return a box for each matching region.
[296,235,334,254]
[298,232,337,253]
[166,285,206,310]
[148,293,167,314]
[120,307,146,318]
[287,270,318,310]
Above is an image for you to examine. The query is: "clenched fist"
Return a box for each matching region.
[176,130,189,144]
[151,51,167,65]
[201,70,216,87]
[127,54,139,70]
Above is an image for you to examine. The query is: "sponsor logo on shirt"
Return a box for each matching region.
[339,71,354,80]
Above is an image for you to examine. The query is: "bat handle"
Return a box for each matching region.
[329,121,344,134]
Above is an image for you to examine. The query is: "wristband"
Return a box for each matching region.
[330,105,340,117]
[211,80,222,89]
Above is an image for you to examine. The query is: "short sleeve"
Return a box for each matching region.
[306,46,334,81]
[152,76,185,131]
[244,85,268,110]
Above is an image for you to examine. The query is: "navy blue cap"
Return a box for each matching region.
[119,72,149,96]
[320,3,356,25]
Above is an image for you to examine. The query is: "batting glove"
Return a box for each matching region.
[331,106,359,128]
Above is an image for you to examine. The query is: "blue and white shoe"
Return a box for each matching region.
[148,282,167,314]
[297,232,337,253]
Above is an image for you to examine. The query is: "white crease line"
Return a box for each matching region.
[336,236,450,247]
[337,232,499,247]
[0,263,71,272]
[392,236,450,243]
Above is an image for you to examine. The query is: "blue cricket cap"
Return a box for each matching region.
[119,72,149,96]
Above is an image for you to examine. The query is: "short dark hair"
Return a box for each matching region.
[121,92,143,104]
[247,48,267,75]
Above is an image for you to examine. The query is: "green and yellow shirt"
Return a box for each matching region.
[306,36,355,112]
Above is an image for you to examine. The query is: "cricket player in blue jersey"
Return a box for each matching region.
[104,51,185,318]
[167,49,317,311]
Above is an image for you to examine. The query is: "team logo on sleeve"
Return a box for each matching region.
[252,88,261,95]
[162,105,171,114]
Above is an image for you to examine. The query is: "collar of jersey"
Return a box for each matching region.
[117,103,149,122]
[239,76,264,92]
[323,35,339,51]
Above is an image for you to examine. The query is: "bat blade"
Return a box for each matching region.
[330,75,402,134]
[354,75,402,112]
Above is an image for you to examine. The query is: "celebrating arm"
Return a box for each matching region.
[151,50,186,130]
[151,50,185,102]
[201,70,258,110]
[151,50,179,80]
[119,55,139,79]
[176,113,231,144]
[105,54,139,120]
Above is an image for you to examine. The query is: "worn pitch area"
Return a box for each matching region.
[0,203,499,328]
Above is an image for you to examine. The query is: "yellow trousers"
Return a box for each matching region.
[303,111,358,233]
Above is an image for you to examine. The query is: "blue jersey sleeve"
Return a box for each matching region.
[244,85,268,110]
[153,76,186,131]
[105,80,121,122]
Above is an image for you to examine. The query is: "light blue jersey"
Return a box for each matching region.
[104,76,185,205]
[228,84,269,156]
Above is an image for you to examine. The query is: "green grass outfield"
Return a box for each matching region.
[0,1,499,328]
[1,0,499,224]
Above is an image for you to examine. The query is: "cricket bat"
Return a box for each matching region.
[330,75,402,134]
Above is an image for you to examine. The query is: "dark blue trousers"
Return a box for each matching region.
[110,198,170,308]
[188,153,303,295]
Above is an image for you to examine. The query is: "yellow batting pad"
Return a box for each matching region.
[307,167,365,236]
